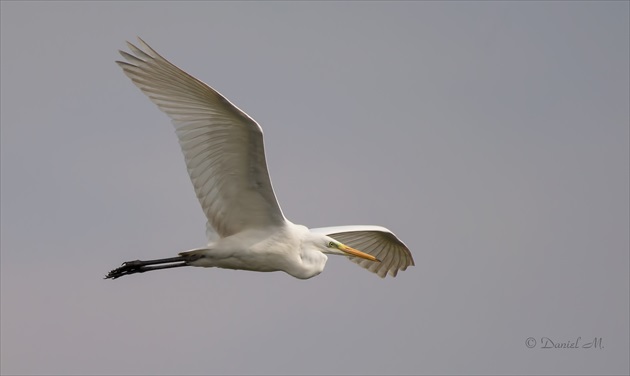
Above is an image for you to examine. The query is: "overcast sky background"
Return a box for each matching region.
[1,2,628,375]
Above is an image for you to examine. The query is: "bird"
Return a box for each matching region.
[106,38,414,280]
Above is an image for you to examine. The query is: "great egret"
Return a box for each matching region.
[106,38,414,280]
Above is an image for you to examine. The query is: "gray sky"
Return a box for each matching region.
[1,2,628,375]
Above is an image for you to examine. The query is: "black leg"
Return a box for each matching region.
[105,255,195,279]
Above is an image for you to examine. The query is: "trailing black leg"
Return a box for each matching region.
[105,256,194,279]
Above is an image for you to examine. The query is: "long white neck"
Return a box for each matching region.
[289,246,328,279]
[280,224,329,279]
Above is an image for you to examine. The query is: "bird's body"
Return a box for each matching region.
[183,223,327,279]
[106,38,414,280]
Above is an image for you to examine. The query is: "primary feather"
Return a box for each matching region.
[117,38,285,238]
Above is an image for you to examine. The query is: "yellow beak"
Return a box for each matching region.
[338,244,380,262]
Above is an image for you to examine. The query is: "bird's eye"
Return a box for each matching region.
[328,241,335,248]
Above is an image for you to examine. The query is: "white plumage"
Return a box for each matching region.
[106,38,414,280]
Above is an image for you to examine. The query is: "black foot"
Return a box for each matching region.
[105,260,146,279]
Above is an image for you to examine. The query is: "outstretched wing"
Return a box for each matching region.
[117,38,286,238]
[311,225,414,278]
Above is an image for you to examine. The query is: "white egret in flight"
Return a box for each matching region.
[106,38,414,280]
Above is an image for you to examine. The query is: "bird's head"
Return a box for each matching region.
[319,235,380,262]
[289,231,381,279]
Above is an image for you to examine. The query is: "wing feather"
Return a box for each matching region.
[117,38,285,238]
[311,225,414,278]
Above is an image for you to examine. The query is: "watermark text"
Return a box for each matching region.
[525,337,603,349]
